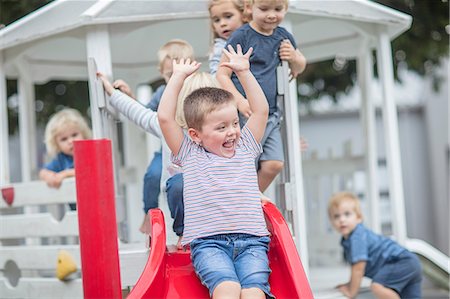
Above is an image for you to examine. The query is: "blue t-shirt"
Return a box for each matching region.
[226,24,297,114]
[43,152,74,172]
[341,223,407,278]
[146,85,166,112]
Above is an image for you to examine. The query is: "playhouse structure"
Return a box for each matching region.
[1,0,448,298]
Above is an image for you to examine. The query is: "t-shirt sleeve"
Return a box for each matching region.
[348,229,369,264]
[226,30,247,51]
[280,27,298,49]
[44,158,63,172]
[239,126,263,158]
[171,134,193,166]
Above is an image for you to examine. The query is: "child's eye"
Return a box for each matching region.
[233,120,239,127]
[344,212,351,217]
[212,17,220,23]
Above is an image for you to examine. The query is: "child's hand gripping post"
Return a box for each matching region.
[96,72,115,96]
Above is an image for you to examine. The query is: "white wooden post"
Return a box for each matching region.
[357,46,381,233]
[85,25,126,227]
[17,63,37,181]
[279,19,309,275]
[375,30,407,244]
[0,51,10,185]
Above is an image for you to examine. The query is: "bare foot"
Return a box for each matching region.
[176,236,183,250]
[139,214,151,235]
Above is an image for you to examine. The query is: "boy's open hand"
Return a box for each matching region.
[220,44,252,73]
[172,58,201,78]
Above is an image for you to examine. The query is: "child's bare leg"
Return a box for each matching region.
[212,281,241,299]
[257,160,284,192]
[371,282,400,299]
[241,287,265,299]
[139,213,151,235]
[176,236,183,250]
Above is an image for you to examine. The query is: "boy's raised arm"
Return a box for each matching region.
[158,59,201,155]
[220,45,268,142]
[216,52,252,118]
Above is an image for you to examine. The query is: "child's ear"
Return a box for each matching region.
[188,128,202,145]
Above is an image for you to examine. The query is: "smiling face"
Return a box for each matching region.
[329,198,362,239]
[190,102,240,158]
[249,0,287,35]
[210,1,244,40]
[55,124,84,156]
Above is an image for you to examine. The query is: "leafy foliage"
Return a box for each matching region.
[2,0,448,132]
[299,0,449,105]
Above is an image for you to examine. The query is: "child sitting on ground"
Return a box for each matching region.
[158,45,273,298]
[328,191,422,299]
[39,108,92,210]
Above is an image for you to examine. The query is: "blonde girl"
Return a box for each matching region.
[39,108,92,191]
[208,0,248,74]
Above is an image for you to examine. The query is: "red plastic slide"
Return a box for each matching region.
[128,201,313,298]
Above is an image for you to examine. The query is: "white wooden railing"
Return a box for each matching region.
[0,178,147,298]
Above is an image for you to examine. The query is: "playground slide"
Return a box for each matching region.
[405,238,450,290]
[128,201,314,298]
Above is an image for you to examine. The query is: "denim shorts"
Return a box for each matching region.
[372,251,422,298]
[259,111,284,163]
[240,111,284,163]
[190,233,273,298]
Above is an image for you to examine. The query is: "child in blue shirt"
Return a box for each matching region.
[328,191,422,299]
[217,0,307,193]
[39,108,92,210]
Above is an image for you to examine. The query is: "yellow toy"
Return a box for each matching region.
[56,250,77,280]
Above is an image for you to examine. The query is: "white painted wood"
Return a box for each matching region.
[17,62,37,182]
[278,58,309,275]
[0,179,76,208]
[376,30,407,244]
[0,278,83,298]
[86,25,112,139]
[357,47,382,233]
[0,245,148,286]
[0,211,79,238]
[0,245,80,270]
[0,51,9,185]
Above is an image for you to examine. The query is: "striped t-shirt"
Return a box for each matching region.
[172,126,270,245]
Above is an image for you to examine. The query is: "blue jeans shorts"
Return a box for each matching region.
[190,233,273,298]
[372,251,422,298]
[240,111,284,164]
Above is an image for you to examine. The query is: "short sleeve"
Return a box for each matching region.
[171,134,194,166]
[239,126,263,158]
[348,227,369,264]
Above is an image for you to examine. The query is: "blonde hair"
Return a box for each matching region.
[208,0,249,39]
[176,72,219,129]
[328,191,363,220]
[246,0,289,7]
[157,39,195,70]
[44,108,92,157]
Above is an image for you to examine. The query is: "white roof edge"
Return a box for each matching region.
[81,0,115,20]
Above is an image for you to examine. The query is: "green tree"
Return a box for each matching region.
[300,0,449,106]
